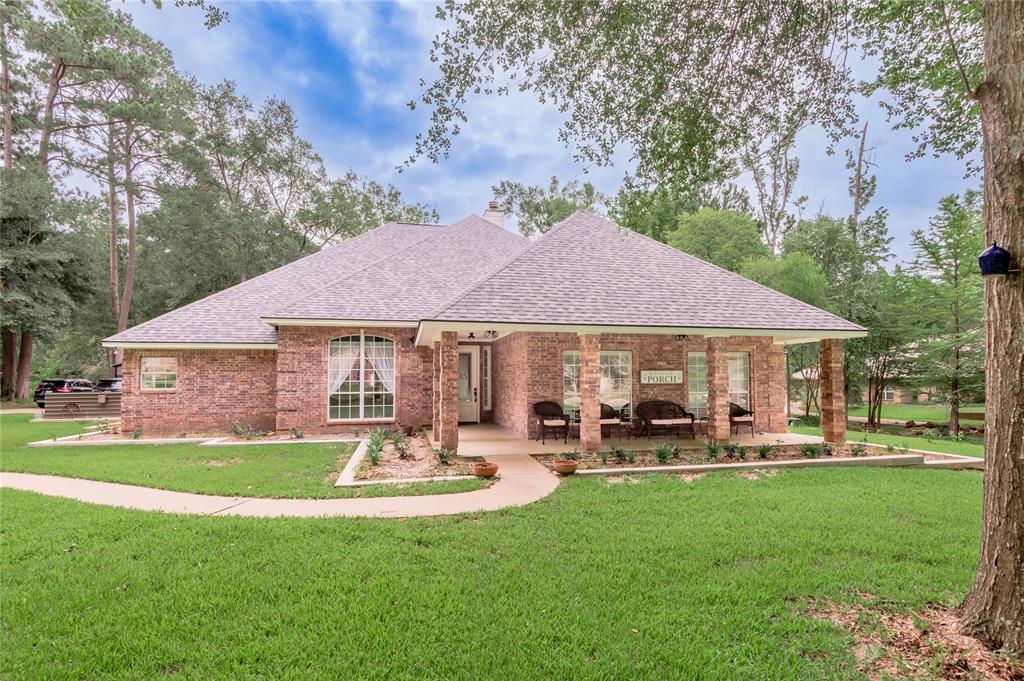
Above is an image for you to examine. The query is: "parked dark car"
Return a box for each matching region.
[33,378,94,408]
[94,378,122,393]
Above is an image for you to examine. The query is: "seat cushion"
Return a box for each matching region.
[543,419,567,426]
[599,418,621,425]
[732,415,754,422]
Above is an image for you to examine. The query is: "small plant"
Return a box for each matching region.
[820,443,834,457]
[599,451,609,465]
[390,431,407,446]
[669,443,681,459]
[921,427,939,441]
[435,448,454,465]
[849,442,867,457]
[653,442,674,464]
[800,443,820,458]
[723,443,738,459]
[736,445,747,460]
[905,420,916,428]
[230,422,263,440]
[757,443,773,460]
[367,428,390,449]
[395,440,411,459]
[896,444,911,455]
[130,427,144,440]
[176,432,188,439]
[289,426,304,439]
[885,442,897,454]
[611,446,628,462]
[367,446,382,466]
[561,449,580,461]
[624,449,637,464]
[704,442,721,462]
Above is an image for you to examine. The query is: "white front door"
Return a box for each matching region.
[457,346,480,423]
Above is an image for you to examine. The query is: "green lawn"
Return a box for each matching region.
[2,466,982,679]
[0,398,35,410]
[0,414,486,499]
[790,424,985,458]
[842,402,984,423]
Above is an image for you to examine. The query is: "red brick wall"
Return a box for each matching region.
[275,326,433,435]
[121,348,277,434]
[491,333,530,437]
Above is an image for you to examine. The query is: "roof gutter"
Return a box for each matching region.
[100,341,277,350]
[261,317,419,328]
[413,320,867,347]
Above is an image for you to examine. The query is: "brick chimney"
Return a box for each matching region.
[482,200,505,228]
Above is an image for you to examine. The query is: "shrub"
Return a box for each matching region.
[820,443,833,457]
[921,427,939,441]
[611,446,628,462]
[599,451,609,465]
[130,427,144,440]
[705,443,721,461]
[669,443,681,459]
[289,427,304,440]
[757,443,773,460]
[367,428,390,449]
[625,449,637,464]
[562,449,580,461]
[723,443,738,459]
[885,442,896,454]
[653,443,674,464]
[230,422,263,440]
[736,445,748,460]
[395,440,411,460]
[800,443,820,458]
[849,442,867,457]
[435,448,454,465]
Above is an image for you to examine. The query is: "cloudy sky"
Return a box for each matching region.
[127,0,979,263]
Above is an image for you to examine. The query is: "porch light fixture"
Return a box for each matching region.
[484,330,498,339]
[674,334,687,341]
[978,241,1017,277]
[467,332,476,339]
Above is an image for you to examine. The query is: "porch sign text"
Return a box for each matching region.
[640,370,683,384]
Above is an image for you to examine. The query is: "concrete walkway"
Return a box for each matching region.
[0,453,560,519]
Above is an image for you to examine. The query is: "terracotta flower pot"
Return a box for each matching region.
[401,425,414,436]
[553,459,579,475]
[472,461,499,478]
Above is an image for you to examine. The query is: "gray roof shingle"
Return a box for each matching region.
[106,210,862,346]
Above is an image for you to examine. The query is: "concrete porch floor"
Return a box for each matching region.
[434,423,824,457]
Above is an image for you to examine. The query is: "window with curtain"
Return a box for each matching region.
[728,352,750,409]
[562,350,633,418]
[141,357,177,390]
[687,352,707,418]
[328,334,395,420]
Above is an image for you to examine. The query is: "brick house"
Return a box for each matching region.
[104,206,864,452]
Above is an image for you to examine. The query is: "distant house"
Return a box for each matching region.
[790,368,938,407]
[103,204,865,451]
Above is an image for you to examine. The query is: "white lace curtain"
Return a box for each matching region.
[328,339,360,394]
[365,338,395,394]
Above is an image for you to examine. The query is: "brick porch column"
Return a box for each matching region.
[819,339,846,444]
[579,333,601,454]
[431,341,441,441]
[766,343,788,433]
[706,337,731,442]
[438,331,459,451]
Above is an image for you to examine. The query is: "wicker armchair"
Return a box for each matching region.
[533,401,570,444]
[635,400,695,438]
[729,402,755,435]
[600,402,627,438]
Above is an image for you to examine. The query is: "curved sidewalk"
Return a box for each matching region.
[0,454,560,519]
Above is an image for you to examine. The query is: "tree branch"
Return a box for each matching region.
[937,0,978,99]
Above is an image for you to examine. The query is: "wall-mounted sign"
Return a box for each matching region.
[641,370,683,384]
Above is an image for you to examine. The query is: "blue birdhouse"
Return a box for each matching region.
[978,241,1012,277]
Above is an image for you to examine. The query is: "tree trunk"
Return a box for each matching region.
[107,123,121,323]
[948,375,961,433]
[13,331,32,399]
[960,0,1024,654]
[1,327,16,399]
[118,138,137,333]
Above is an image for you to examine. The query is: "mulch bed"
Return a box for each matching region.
[355,433,480,481]
[533,442,944,471]
[801,594,1023,680]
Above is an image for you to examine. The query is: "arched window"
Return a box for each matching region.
[328,334,395,420]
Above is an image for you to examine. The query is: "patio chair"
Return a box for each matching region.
[600,402,627,439]
[533,401,570,444]
[635,400,695,438]
[729,402,755,435]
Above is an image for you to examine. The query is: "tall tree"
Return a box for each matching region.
[668,209,770,273]
[412,1,1023,649]
[492,176,604,236]
[907,191,985,433]
[742,137,807,254]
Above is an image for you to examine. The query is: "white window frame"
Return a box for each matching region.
[562,350,633,418]
[882,385,895,401]
[728,351,750,409]
[482,346,492,410]
[140,357,178,391]
[687,352,708,418]
[328,333,396,422]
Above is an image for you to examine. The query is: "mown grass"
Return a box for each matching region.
[1,465,982,679]
[815,403,984,423]
[0,414,487,498]
[790,424,985,459]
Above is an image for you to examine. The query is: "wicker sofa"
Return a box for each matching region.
[635,400,696,438]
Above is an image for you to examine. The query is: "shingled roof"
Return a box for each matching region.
[104,210,863,347]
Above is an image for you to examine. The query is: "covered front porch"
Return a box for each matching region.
[434,423,825,457]
[421,323,853,456]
